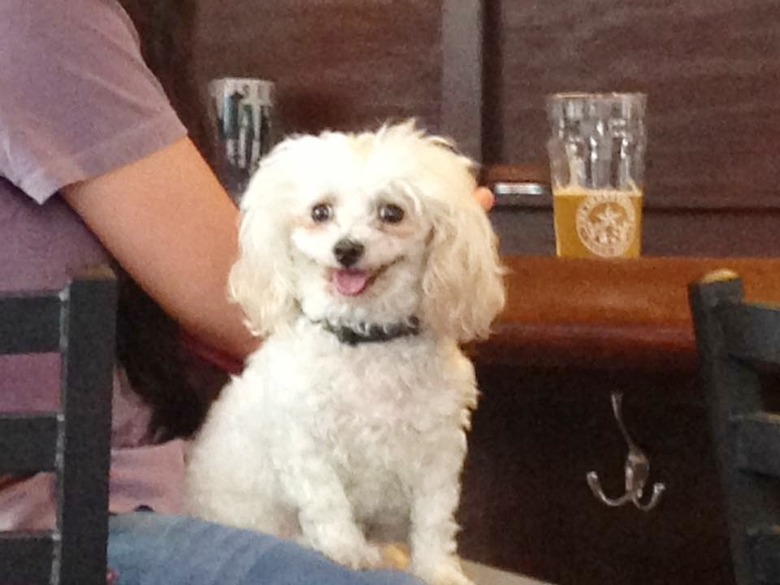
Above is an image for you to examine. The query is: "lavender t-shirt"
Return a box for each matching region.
[0,0,190,530]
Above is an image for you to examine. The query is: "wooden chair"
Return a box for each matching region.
[0,267,116,585]
[689,269,780,584]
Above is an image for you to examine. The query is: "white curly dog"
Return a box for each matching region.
[185,121,506,585]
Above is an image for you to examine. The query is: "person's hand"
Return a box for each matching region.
[474,186,494,211]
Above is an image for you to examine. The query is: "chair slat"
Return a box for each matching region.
[749,526,780,583]
[690,274,780,585]
[734,413,780,478]
[718,303,780,366]
[0,413,59,473]
[58,272,116,585]
[0,294,61,355]
[0,532,56,585]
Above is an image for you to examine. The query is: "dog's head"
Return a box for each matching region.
[229,120,505,342]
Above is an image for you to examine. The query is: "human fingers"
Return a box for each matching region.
[473,186,495,211]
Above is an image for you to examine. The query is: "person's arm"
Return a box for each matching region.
[62,136,259,363]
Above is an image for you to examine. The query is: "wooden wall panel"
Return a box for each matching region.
[192,0,443,136]
[188,0,780,254]
[441,0,484,159]
[461,364,734,585]
[486,0,780,210]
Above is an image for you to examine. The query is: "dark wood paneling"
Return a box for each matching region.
[191,0,780,252]
[193,0,443,136]
[460,364,734,585]
[487,0,780,210]
[441,0,484,159]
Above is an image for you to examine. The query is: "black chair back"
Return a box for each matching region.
[0,267,116,585]
[689,269,780,585]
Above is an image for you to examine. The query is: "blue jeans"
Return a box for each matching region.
[108,512,423,585]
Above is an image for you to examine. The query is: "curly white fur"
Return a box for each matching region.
[185,121,506,585]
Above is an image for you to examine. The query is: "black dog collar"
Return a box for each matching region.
[316,316,421,346]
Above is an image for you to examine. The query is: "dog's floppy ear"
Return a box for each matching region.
[418,142,506,343]
[228,144,299,337]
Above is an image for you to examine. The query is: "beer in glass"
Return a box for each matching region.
[547,93,646,258]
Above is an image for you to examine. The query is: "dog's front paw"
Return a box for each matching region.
[304,529,383,571]
[413,560,475,585]
[379,543,411,571]
[324,541,384,571]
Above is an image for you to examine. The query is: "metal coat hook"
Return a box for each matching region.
[586,392,665,511]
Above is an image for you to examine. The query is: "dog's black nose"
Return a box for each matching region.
[333,238,365,267]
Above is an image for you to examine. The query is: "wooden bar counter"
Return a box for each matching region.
[475,255,780,370]
[459,256,780,585]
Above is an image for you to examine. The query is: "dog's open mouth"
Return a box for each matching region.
[330,259,401,297]
[332,269,374,296]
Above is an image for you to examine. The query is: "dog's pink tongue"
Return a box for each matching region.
[333,269,370,296]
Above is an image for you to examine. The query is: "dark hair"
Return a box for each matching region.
[116,0,227,441]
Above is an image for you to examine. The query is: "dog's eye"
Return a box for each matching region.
[311,203,333,223]
[378,203,404,224]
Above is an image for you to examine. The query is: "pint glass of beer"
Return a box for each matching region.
[546,92,646,258]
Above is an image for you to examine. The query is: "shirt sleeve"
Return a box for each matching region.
[0,0,188,203]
